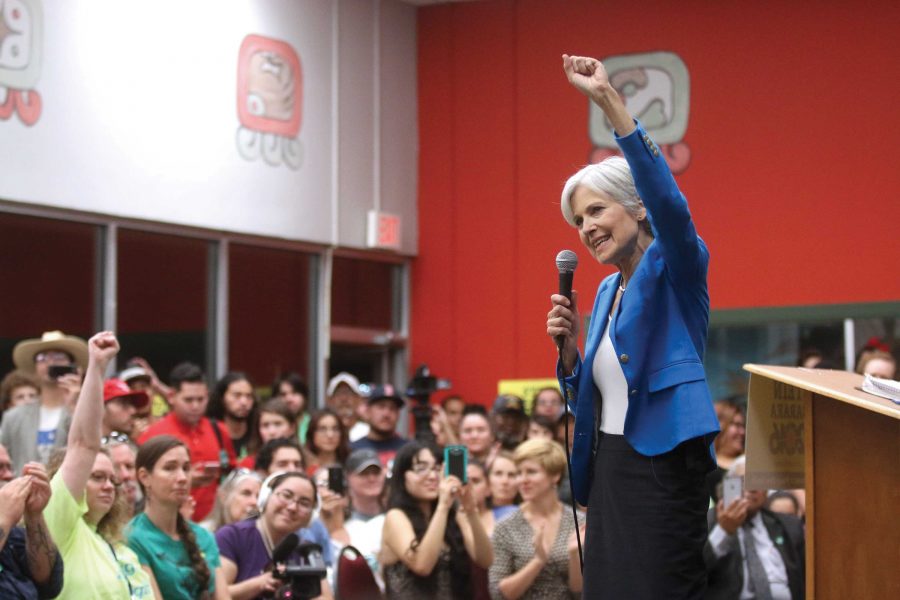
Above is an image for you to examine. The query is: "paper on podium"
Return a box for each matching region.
[861,374,900,404]
[742,364,900,491]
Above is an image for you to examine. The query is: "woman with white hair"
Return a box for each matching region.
[199,468,263,532]
[546,54,720,598]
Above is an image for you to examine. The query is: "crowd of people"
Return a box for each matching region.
[0,327,894,598]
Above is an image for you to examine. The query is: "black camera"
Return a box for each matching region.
[405,364,452,444]
[271,538,327,600]
[406,364,451,404]
[48,364,78,379]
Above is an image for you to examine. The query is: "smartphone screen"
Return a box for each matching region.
[328,466,345,495]
[48,364,77,379]
[723,475,743,506]
[444,445,468,483]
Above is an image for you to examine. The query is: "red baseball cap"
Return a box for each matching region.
[103,378,150,409]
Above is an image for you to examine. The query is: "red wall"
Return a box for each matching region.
[412,0,900,406]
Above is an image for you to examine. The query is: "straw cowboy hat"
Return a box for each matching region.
[12,330,89,373]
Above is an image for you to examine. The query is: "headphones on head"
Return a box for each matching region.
[257,471,288,513]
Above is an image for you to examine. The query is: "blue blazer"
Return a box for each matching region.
[558,122,720,506]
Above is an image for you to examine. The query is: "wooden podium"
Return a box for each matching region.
[743,365,900,599]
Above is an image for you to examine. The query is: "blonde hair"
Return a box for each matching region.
[47,448,130,543]
[513,438,566,478]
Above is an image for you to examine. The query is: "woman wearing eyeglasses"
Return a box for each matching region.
[215,471,334,600]
[43,331,156,599]
[128,435,228,599]
[381,441,493,599]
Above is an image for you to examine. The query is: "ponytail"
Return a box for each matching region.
[175,513,211,597]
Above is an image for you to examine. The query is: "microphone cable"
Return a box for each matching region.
[558,354,584,573]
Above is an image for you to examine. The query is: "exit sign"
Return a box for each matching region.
[367,210,401,250]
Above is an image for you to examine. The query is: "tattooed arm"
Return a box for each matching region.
[24,513,58,585]
[21,463,60,588]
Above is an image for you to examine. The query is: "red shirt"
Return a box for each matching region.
[138,414,236,520]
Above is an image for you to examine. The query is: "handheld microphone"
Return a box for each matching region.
[555,249,579,352]
[272,532,300,564]
[555,249,584,573]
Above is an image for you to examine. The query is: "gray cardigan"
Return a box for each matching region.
[0,401,70,473]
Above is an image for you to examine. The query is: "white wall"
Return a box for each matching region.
[0,0,419,254]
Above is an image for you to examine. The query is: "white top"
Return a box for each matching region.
[344,513,386,591]
[593,315,628,435]
[36,405,63,464]
[348,420,370,442]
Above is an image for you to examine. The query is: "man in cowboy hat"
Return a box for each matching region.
[0,331,88,472]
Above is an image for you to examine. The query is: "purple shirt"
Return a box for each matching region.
[215,519,273,584]
[218,518,327,584]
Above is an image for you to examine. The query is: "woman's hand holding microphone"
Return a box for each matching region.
[547,290,580,375]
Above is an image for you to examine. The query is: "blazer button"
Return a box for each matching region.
[630,389,637,395]
[619,354,629,364]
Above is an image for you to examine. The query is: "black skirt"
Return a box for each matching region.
[581,432,712,599]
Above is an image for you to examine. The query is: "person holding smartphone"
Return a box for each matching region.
[2,331,87,472]
[312,464,351,558]
[704,456,805,600]
[303,409,351,476]
[380,441,492,599]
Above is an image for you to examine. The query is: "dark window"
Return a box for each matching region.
[331,257,393,329]
[228,243,311,387]
[117,229,208,381]
[0,212,97,374]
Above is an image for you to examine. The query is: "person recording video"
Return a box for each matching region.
[215,470,332,599]
[546,54,720,598]
[380,442,492,599]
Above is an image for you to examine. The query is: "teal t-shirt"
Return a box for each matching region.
[126,512,220,600]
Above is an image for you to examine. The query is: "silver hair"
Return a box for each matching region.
[559,156,651,235]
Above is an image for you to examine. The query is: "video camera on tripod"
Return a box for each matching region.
[269,534,327,599]
[405,364,452,443]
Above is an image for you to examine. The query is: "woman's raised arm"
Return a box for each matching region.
[60,332,119,500]
[563,54,633,136]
